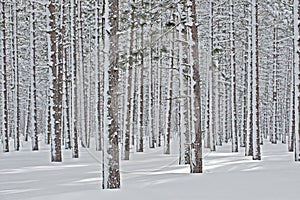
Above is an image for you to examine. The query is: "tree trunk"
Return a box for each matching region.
[70,0,79,158]
[187,0,202,173]
[1,1,9,153]
[294,0,300,161]
[230,0,238,152]
[102,0,120,189]
[252,0,261,160]
[48,0,62,162]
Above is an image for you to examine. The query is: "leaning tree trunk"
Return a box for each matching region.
[102,0,120,189]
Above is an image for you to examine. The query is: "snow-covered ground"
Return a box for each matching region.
[0,140,299,200]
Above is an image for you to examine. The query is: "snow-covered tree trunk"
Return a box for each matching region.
[294,0,300,161]
[289,54,295,152]
[138,17,145,153]
[29,0,38,151]
[186,0,202,173]
[102,0,120,189]
[252,0,261,160]
[12,0,19,151]
[230,0,238,152]
[123,0,135,160]
[77,0,86,148]
[242,50,248,148]
[70,0,79,158]
[245,0,253,156]
[1,0,8,153]
[165,24,175,155]
[48,0,62,162]
[94,0,101,151]
[177,2,190,164]
[271,24,278,144]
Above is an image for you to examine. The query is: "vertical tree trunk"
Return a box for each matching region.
[30,0,39,151]
[187,0,202,173]
[177,3,190,164]
[289,54,295,152]
[94,0,102,151]
[252,0,261,160]
[230,0,238,152]
[1,1,9,153]
[102,0,120,189]
[138,15,145,153]
[165,22,175,155]
[48,0,62,162]
[70,0,79,158]
[272,24,278,144]
[294,0,300,161]
[123,0,135,160]
[77,0,86,148]
[245,1,253,156]
[12,0,20,151]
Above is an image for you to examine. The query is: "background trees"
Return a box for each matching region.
[0,0,299,189]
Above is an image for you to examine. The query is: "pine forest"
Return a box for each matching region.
[1,0,300,199]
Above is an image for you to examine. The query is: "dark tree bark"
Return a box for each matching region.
[1,1,9,153]
[102,0,120,189]
[48,0,62,162]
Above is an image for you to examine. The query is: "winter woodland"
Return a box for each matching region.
[0,0,300,197]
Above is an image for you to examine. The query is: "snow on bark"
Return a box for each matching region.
[294,0,300,161]
[70,0,79,158]
[94,0,101,151]
[48,0,62,162]
[177,3,189,164]
[252,0,261,160]
[30,0,39,151]
[102,0,120,189]
[245,1,253,156]
[123,1,135,160]
[186,0,202,173]
[230,0,238,153]
[0,1,9,153]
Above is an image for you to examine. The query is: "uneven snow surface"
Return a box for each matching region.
[0,141,299,200]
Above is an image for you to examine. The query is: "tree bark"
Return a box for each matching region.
[102,0,120,189]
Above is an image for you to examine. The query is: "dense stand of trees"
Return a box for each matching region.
[0,0,299,189]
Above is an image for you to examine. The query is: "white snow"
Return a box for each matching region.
[0,140,299,200]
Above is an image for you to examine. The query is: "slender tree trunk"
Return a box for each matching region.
[230,0,238,152]
[165,24,175,155]
[245,2,253,156]
[123,0,135,160]
[187,0,202,173]
[252,0,261,160]
[177,3,189,164]
[48,0,62,162]
[294,0,300,161]
[29,0,39,151]
[11,0,20,151]
[94,0,102,151]
[102,0,120,189]
[138,22,145,153]
[1,1,9,153]
[70,0,79,158]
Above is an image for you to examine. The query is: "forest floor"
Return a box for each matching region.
[0,139,299,200]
